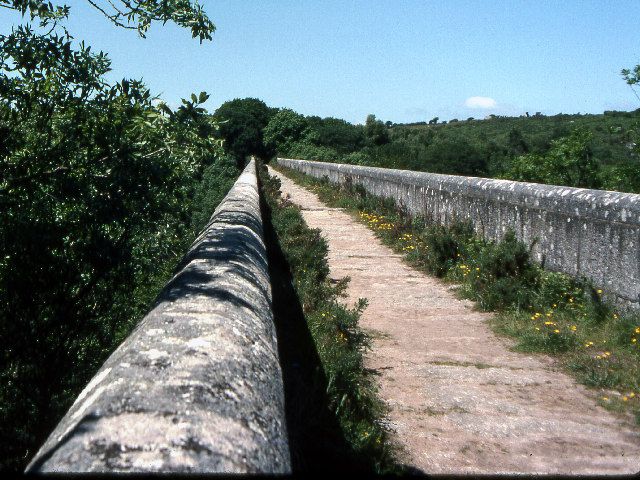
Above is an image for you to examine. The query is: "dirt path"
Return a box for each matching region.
[268,166,640,475]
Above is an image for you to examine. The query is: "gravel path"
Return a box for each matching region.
[268,166,640,474]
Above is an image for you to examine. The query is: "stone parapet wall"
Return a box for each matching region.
[27,159,291,473]
[277,158,640,309]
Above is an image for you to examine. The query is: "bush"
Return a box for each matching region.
[190,154,240,234]
[0,4,224,470]
[502,128,601,188]
[258,164,397,472]
[343,151,372,165]
[421,222,474,277]
[287,141,340,162]
[469,230,540,310]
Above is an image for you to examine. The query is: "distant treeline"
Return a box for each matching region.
[213,98,640,194]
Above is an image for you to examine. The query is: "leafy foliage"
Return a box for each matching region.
[502,128,600,188]
[213,97,276,167]
[190,154,239,234]
[387,111,640,191]
[0,1,234,471]
[466,230,540,310]
[262,101,640,192]
[364,114,389,146]
[287,141,339,162]
[260,165,399,473]
[621,64,640,104]
[306,116,365,154]
[421,223,474,277]
[263,108,309,155]
[1,0,215,41]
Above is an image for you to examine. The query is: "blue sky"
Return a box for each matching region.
[2,0,640,123]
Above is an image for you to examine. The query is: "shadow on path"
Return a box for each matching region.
[259,177,377,473]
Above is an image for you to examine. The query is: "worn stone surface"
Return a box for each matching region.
[277,158,640,309]
[26,159,291,474]
[270,165,640,475]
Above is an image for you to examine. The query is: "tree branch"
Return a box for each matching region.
[1,166,69,192]
[85,0,138,31]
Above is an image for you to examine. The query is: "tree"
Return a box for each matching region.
[214,98,276,167]
[1,0,215,41]
[425,138,486,175]
[305,116,365,153]
[1,0,222,470]
[621,64,640,103]
[503,129,599,188]
[601,64,640,192]
[507,127,529,155]
[364,114,389,146]
[263,108,309,155]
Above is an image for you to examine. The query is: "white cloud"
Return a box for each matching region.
[464,96,497,109]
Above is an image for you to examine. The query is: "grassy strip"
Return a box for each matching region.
[273,163,640,426]
[258,163,402,473]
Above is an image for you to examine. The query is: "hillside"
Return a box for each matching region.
[211,101,640,194]
[392,109,640,169]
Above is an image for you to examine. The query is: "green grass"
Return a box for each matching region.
[273,162,640,426]
[258,163,403,473]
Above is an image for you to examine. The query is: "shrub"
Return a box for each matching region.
[190,154,241,234]
[469,230,540,310]
[258,163,398,473]
[421,222,473,277]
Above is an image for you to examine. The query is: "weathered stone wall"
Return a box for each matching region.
[27,159,291,473]
[277,158,640,309]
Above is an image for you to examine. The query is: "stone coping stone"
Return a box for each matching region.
[26,159,291,473]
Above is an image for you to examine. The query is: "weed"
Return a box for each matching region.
[259,163,401,473]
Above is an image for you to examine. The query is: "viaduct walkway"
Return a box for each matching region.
[269,165,640,475]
